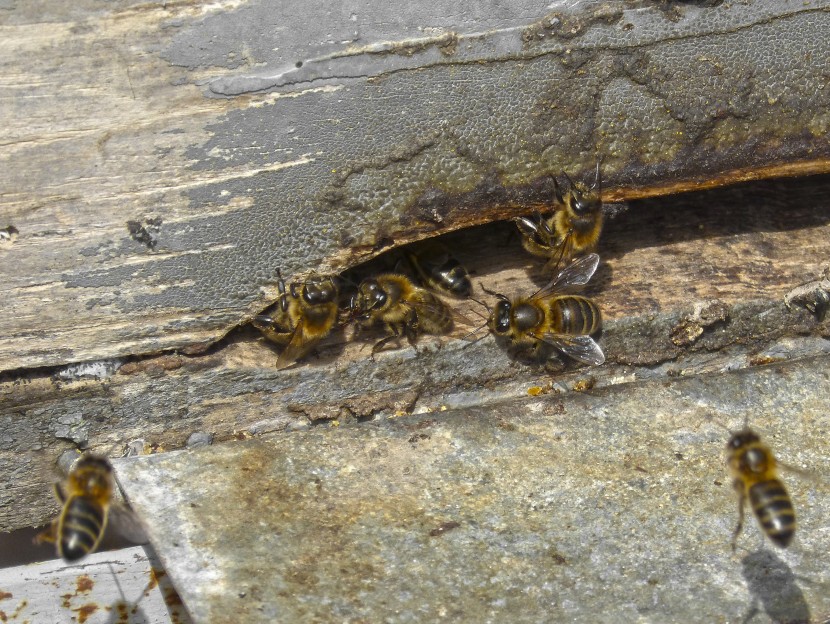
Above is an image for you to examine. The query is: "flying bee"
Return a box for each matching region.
[350,273,454,354]
[486,253,604,365]
[514,164,603,270]
[252,270,340,370]
[727,429,795,550]
[35,454,115,562]
[405,241,472,298]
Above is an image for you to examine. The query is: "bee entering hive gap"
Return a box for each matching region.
[246,166,625,370]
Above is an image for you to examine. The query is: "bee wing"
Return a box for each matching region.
[405,295,450,321]
[447,304,479,329]
[538,332,605,366]
[275,320,314,370]
[776,460,817,481]
[535,253,600,297]
[108,503,149,545]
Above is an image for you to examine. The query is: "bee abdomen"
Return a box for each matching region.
[551,296,601,335]
[59,496,107,561]
[415,291,453,334]
[433,262,472,298]
[749,479,795,547]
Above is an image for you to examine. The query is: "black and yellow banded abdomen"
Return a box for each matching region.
[550,296,602,335]
[749,479,795,548]
[58,495,108,561]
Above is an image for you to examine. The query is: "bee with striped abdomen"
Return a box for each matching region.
[514,165,603,270]
[405,241,472,299]
[36,455,114,562]
[727,429,796,550]
[350,273,454,355]
[253,270,340,370]
[486,253,604,365]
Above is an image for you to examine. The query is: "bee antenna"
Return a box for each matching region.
[544,232,571,278]
[338,274,360,290]
[480,284,503,298]
[560,170,575,189]
[593,160,602,193]
[469,296,490,313]
[460,321,489,343]
[467,306,488,323]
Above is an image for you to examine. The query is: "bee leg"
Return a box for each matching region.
[34,519,58,545]
[403,315,420,348]
[276,269,289,313]
[371,324,404,358]
[731,483,746,553]
[539,216,557,243]
[54,482,67,503]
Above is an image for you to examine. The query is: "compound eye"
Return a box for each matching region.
[371,285,387,308]
[495,300,511,333]
[320,281,336,301]
[302,285,318,304]
[359,281,386,309]
[572,193,599,216]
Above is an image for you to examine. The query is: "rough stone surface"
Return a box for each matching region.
[115,355,830,623]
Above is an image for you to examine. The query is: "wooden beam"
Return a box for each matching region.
[2,1,830,372]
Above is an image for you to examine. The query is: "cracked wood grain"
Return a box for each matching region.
[3,174,830,532]
[1,0,830,373]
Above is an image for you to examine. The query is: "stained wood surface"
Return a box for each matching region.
[0,546,190,624]
[2,0,830,373]
[4,175,830,532]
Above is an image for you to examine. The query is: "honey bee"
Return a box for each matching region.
[727,429,795,550]
[350,273,454,354]
[405,241,472,298]
[36,455,114,562]
[253,270,339,369]
[486,253,604,365]
[514,164,603,269]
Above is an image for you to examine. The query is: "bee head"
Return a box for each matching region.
[568,187,601,217]
[728,429,760,450]
[561,165,602,217]
[490,297,512,334]
[352,279,387,317]
[300,277,338,305]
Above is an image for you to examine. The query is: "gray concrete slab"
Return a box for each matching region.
[115,354,830,623]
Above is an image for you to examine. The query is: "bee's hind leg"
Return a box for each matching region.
[371,324,404,359]
[731,484,746,553]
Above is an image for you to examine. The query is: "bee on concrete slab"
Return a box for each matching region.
[514,164,603,270]
[349,273,454,355]
[727,429,795,550]
[253,270,340,370]
[486,253,604,365]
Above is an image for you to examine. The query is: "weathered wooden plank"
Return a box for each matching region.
[2,1,830,371]
[0,546,191,624]
[4,175,830,532]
